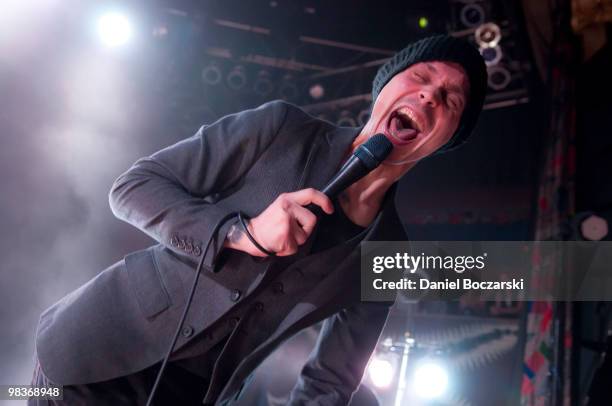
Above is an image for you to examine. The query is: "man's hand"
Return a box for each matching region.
[224,188,334,257]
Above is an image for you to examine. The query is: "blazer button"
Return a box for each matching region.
[229,317,240,328]
[181,325,194,338]
[272,282,284,294]
[170,236,179,247]
[193,245,202,256]
[230,289,241,302]
[178,238,186,250]
[255,302,264,311]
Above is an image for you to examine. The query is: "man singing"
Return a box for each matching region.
[30,35,486,405]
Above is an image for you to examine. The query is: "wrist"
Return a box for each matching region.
[237,213,276,257]
[224,217,269,257]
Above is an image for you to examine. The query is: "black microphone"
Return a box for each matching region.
[322,133,393,198]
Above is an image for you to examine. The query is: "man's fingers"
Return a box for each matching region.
[289,188,334,214]
[289,204,318,236]
[291,219,309,246]
[276,234,298,256]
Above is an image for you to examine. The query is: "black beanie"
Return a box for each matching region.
[372,35,487,153]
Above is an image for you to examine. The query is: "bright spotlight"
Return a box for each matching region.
[97,12,132,47]
[413,362,448,399]
[368,358,394,388]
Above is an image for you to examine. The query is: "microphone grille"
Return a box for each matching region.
[354,133,393,170]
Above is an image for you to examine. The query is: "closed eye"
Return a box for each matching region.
[448,95,464,111]
[412,72,427,83]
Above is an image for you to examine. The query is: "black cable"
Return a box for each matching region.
[146,212,239,406]
[237,212,276,257]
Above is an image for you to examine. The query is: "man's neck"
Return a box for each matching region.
[337,169,395,226]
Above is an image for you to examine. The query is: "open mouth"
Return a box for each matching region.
[386,108,424,144]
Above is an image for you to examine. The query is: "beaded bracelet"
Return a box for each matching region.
[237,212,276,257]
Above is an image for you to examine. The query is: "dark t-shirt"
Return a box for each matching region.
[310,197,366,253]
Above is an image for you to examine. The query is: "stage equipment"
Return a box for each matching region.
[336,110,357,127]
[480,45,503,66]
[253,70,274,97]
[571,212,610,241]
[487,65,512,91]
[201,63,222,86]
[460,3,486,28]
[475,22,501,48]
[448,1,530,109]
[226,65,247,90]
[308,84,325,100]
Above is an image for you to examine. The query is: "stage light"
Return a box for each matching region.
[309,84,325,100]
[460,3,485,28]
[487,65,511,90]
[97,12,132,47]
[336,110,356,127]
[475,22,502,48]
[418,17,429,29]
[254,70,274,97]
[226,65,247,90]
[580,214,609,240]
[152,24,168,38]
[201,63,222,86]
[480,45,503,66]
[368,358,394,388]
[412,361,448,399]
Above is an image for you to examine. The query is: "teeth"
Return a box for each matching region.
[396,108,423,132]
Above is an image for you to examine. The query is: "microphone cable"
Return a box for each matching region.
[146,211,239,406]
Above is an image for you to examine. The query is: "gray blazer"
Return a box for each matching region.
[34,100,407,405]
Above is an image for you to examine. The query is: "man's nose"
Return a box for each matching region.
[418,87,441,107]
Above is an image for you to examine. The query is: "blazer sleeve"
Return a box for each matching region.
[287,301,392,405]
[108,100,289,272]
